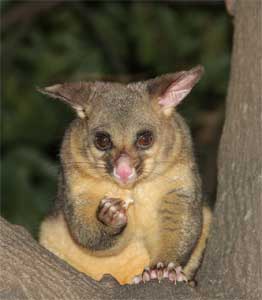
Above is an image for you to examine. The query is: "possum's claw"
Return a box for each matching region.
[123,197,134,209]
[132,262,187,284]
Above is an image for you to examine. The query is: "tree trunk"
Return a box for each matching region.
[1,0,261,299]
[198,0,262,299]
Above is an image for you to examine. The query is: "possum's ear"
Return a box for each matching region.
[147,65,204,116]
[37,82,91,118]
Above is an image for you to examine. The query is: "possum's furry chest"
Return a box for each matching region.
[40,213,151,284]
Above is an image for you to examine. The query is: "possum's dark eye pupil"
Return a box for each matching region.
[94,132,112,151]
[136,130,154,150]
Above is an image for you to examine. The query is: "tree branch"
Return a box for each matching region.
[0,217,208,300]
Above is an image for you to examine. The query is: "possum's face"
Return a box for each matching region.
[39,66,203,188]
[84,83,168,187]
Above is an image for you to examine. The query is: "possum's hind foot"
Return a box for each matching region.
[132,262,187,284]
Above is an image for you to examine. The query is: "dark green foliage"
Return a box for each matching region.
[1,2,231,236]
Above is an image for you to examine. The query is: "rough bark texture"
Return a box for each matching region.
[0,217,204,300]
[198,0,262,299]
[1,0,261,299]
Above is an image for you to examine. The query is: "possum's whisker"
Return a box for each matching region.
[143,170,179,184]
[63,163,104,170]
[154,159,176,164]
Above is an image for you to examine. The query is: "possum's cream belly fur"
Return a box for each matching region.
[39,213,150,285]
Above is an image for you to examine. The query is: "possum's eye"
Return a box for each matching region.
[136,130,154,150]
[94,132,112,151]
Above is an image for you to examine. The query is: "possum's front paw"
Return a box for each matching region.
[132,262,187,284]
[97,198,127,229]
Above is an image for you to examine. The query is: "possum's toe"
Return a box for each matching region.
[132,262,187,284]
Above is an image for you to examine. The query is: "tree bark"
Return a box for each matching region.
[0,216,205,300]
[198,0,262,299]
[1,0,261,299]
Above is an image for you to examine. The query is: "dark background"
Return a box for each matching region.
[1,1,232,237]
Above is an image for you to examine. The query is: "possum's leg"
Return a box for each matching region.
[182,205,212,280]
[151,191,202,270]
[132,205,211,285]
[132,190,203,284]
[62,196,128,252]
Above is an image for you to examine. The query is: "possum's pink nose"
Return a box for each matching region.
[114,154,136,183]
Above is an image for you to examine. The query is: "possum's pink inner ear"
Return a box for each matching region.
[37,82,91,118]
[148,65,204,116]
[159,75,198,106]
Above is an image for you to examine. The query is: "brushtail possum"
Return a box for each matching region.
[39,66,212,285]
